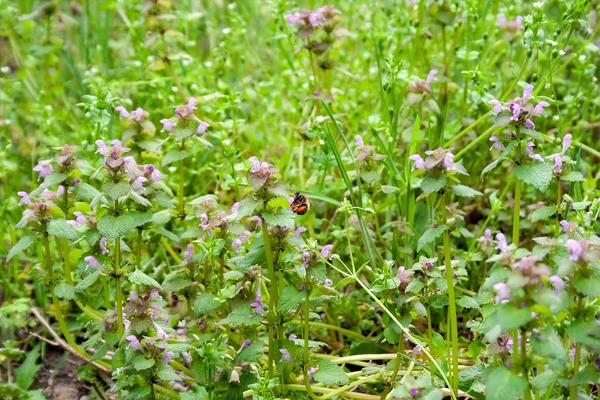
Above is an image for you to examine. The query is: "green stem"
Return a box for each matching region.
[303,287,318,399]
[569,298,583,400]
[441,194,459,396]
[521,330,532,400]
[513,179,522,246]
[262,219,278,378]
[179,154,185,219]
[136,228,142,270]
[115,235,124,336]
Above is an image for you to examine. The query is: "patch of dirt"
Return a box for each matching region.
[32,347,90,400]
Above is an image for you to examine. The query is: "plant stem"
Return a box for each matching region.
[262,220,278,378]
[513,179,522,246]
[521,330,532,400]
[178,140,186,220]
[303,286,317,399]
[115,235,124,336]
[441,193,459,396]
[136,228,142,270]
[569,298,583,400]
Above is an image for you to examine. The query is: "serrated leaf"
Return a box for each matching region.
[430,331,446,357]
[43,173,67,187]
[47,219,78,241]
[76,270,101,291]
[482,141,517,175]
[133,357,155,371]
[277,287,306,313]
[417,225,447,252]
[515,162,553,192]
[102,181,130,201]
[225,196,261,222]
[157,227,180,244]
[54,283,75,300]
[129,269,162,289]
[162,150,191,166]
[485,367,527,400]
[531,370,557,389]
[531,205,557,222]
[381,185,400,194]
[90,343,108,362]
[313,359,349,386]
[157,364,180,381]
[130,191,152,207]
[498,303,532,332]
[7,236,33,262]
[234,342,264,363]
[456,295,479,309]
[73,183,102,200]
[220,306,262,326]
[420,175,447,194]
[531,328,567,363]
[194,293,221,316]
[261,208,295,228]
[561,171,585,182]
[452,184,483,197]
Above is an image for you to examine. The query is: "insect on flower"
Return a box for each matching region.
[290,192,310,215]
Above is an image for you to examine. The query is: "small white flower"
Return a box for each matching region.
[533,1,544,8]
[559,50,566,56]
[545,40,558,46]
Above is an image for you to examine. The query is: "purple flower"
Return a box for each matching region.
[285,13,303,26]
[95,140,109,156]
[175,98,197,118]
[160,118,174,132]
[196,121,209,135]
[308,11,326,27]
[147,165,161,183]
[294,227,306,238]
[279,349,292,362]
[33,160,53,180]
[443,152,456,170]
[549,275,566,293]
[238,340,252,354]
[493,282,511,304]
[560,220,577,233]
[524,119,535,129]
[409,154,425,170]
[183,243,194,265]
[496,233,508,252]
[132,176,148,193]
[115,106,130,119]
[301,251,312,268]
[232,231,252,252]
[409,388,419,398]
[17,192,32,206]
[99,236,109,255]
[176,328,187,335]
[163,351,174,364]
[299,284,306,290]
[525,142,544,162]
[74,212,87,226]
[355,135,365,148]
[130,108,148,122]
[562,134,572,154]
[324,278,333,287]
[489,136,505,151]
[509,102,521,121]
[479,228,492,246]
[250,289,265,316]
[397,266,414,290]
[84,256,105,273]
[552,155,563,174]
[153,322,169,341]
[289,334,297,340]
[488,99,503,114]
[321,244,333,260]
[532,101,549,116]
[522,84,534,103]
[565,239,582,261]
[251,216,262,227]
[426,69,438,84]
[125,335,141,350]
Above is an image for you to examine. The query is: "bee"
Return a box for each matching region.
[290,192,310,215]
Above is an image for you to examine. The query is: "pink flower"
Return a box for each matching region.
[196,121,209,135]
[525,142,544,162]
[148,165,161,183]
[549,275,566,293]
[125,335,141,350]
[552,155,563,174]
[238,340,252,354]
[524,119,535,129]
[160,119,174,132]
[115,106,130,119]
[496,233,508,252]
[426,69,438,84]
[130,108,148,122]
[479,228,493,246]
[251,216,262,227]
[562,134,572,154]
[285,12,303,26]
[443,152,456,170]
[409,154,425,170]
[175,98,197,118]
[153,322,169,341]
[355,135,365,148]
[493,282,510,304]
[183,243,194,265]
[163,351,174,364]
[33,160,53,180]
[95,140,109,156]
[308,11,326,27]
[509,103,521,121]
[560,220,577,233]
[490,136,505,151]
[522,84,534,103]
[279,349,292,362]
[132,176,148,193]
[84,256,105,273]
[324,278,333,287]
[532,101,549,116]
[565,239,582,261]
[321,244,333,260]
[99,236,109,255]
[294,227,306,238]
[488,99,503,114]
[250,289,265,316]
[18,192,32,206]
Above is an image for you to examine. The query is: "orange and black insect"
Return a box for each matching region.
[290,192,310,215]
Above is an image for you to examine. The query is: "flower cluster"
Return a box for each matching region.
[96,139,131,172]
[551,134,572,174]
[160,97,209,135]
[285,5,341,40]
[355,135,384,162]
[488,84,549,130]
[410,148,465,174]
[497,14,524,32]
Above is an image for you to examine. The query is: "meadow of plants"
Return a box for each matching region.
[1,0,600,399]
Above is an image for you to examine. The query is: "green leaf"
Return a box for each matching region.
[262,208,295,228]
[157,227,181,244]
[157,364,180,381]
[90,344,108,362]
[515,162,553,192]
[162,150,191,166]
[133,356,155,371]
[417,225,447,252]
[531,370,557,389]
[194,293,221,316]
[234,342,264,363]
[531,328,567,363]
[485,367,527,400]
[313,359,349,386]
[451,184,483,197]
[130,191,152,207]
[531,205,557,222]
[54,283,75,300]
[220,306,262,326]
[76,270,101,292]
[43,172,67,187]
[420,175,447,194]
[47,219,78,241]
[7,236,34,262]
[381,185,400,194]
[430,331,446,357]
[73,182,101,200]
[456,295,479,309]
[129,269,162,289]
[277,287,306,313]
[561,171,585,182]
[102,180,130,201]
[226,196,261,221]
[15,346,41,390]
[571,364,600,385]
[498,303,532,332]
[482,141,517,175]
